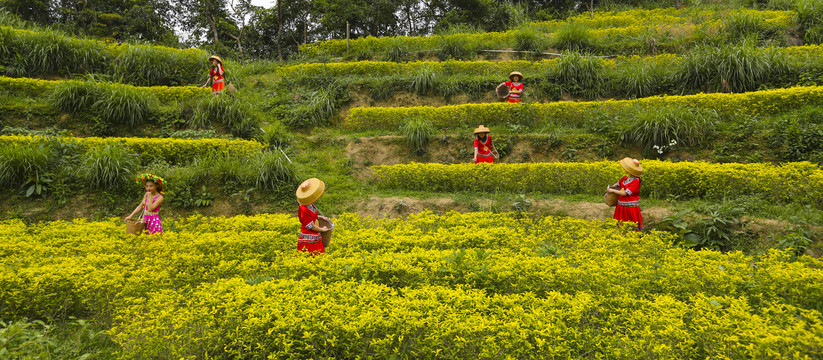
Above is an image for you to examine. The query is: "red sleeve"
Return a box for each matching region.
[473,139,480,148]
[487,135,493,145]
[625,179,640,196]
[505,81,513,86]
[298,205,316,226]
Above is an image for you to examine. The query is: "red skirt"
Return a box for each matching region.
[614,204,644,231]
[298,241,325,254]
[475,154,494,163]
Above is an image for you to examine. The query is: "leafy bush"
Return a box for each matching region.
[252,150,297,190]
[382,37,410,62]
[409,65,437,95]
[0,142,54,187]
[550,22,594,52]
[192,93,258,137]
[621,105,718,153]
[79,145,138,188]
[401,117,436,154]
[723,11,783,43]
[513,27,548,55]
[436,35,477,61]
[93,83,159,126]
[677,42,790,93]
[556,52,607,98]
[373,161,823,207]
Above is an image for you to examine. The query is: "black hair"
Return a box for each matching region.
[476,133,488,141]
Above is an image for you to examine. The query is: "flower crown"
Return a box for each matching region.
[136,173,166,194]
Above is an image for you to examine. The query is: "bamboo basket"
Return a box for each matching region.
[318,217,334,247]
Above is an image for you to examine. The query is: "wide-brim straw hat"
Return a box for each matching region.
[473,125,491,134]
[509,71,523,81]
[619,157,644,177]
[208,55,223,64]
[296,178,325,205]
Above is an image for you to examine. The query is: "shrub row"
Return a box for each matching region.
[345,85,823,130]
[298,8,794,59]
[0,76,209,102]
[0,135,264,165]
[0,27,209,86]
[0,212,820,357]
[372,161,823,207]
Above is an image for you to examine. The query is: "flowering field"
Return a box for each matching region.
[1,212,821,358]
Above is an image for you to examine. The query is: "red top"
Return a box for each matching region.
[474,135,493,157]
[617,176,641,206]
[210,65,225,83]
[298,204,319,236]
[504,81,523,102]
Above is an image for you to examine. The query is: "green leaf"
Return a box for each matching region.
[26,185,35,197]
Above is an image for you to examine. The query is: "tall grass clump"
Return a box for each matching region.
[410,65,437,95]
[48,80,99,113]
[550,22,594,52]
[723,12,782,43]
[401,117,435,154]
[192,94,257,137]
[79,145,138,188]
[795,0,823,44]
[252,150,297,190]
[614,58,672,98]
[191,152,254,185]
[111,45,205,86]
[258,121,294,149]
[557,52,607,98]
[436,36,476,61]
[514,27,549,56]
[677,42,790,93]
[621,105,718,154]
[0,142,54,186]
[382,37,410,62]
[94,84,159,126]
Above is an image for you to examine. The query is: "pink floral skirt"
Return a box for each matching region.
[144,214,163,234]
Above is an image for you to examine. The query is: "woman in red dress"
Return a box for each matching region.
[607,158,644,231]
[296,178,331,254]
[473,125,499,164]
[201,55,225,95]
[504,71,524,103]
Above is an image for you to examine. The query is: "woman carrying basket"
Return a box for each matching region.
[201,55,226,95]
[473,125,499,164]
[503,71,524,103]
[296,178,331,254]
[125,173,166,235]
[607,158,644,231]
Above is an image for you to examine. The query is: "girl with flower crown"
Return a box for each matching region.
[295,178,331,254]
[125,173,165,235]
[606,158,644,231]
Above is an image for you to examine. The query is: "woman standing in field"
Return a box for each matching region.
[296,178,331,254]
[201,55,226,95]
[473,125,499,164]
[607,158,644,231]
[504,71,524,103]
[125,173,165,235]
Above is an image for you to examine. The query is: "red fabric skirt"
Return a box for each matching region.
[298,241,325,254]
[475,155,493,164]
[614,204,644,230]
[211,81,224,94]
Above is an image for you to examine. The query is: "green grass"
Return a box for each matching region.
[80,145,138,188]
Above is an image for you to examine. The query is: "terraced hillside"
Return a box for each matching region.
[1,5,823,357]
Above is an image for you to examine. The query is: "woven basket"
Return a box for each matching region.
[496,83,509,98]
[604,185,620,207]
[318,217,334,247]
[126,219,145,235]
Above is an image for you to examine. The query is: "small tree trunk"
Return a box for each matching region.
[277,0,283,61]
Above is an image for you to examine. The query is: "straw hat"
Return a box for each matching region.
[473,125,491,134]
[619,157,643,177]
[296,178,325,205]
[208,55,223,64]
[509,71,523,81]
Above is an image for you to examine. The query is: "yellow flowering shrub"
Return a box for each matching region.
[373,161,823,207]
[0,211,821,357]
[0,76,210,103]
[0,135,264,164]
[346,86,823,130]
[299,8,794,58]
